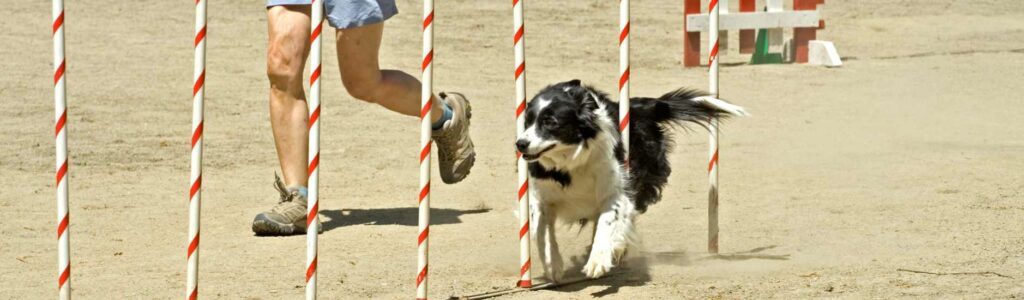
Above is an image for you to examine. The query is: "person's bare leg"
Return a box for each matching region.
[267,6,311,187]
[253,5,319,236]
[334,22,475,184]
[334,23,444,122]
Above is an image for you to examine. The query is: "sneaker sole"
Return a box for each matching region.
[439,92,475,184]
[252,214,300,236]
[440,153,475,184]
[252,214,324,236]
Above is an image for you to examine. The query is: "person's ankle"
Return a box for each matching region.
[288,185,308,198]
[431,102,453,130]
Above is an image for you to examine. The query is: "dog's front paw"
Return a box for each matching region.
[582,247,615,278]
[547,258,565,283]
[546,266,565,283]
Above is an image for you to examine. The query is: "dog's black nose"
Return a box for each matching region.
[515,139,530,153]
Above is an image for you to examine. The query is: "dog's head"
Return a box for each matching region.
[515,79,605,165]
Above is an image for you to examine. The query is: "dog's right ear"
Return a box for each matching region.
[561,79,584,93]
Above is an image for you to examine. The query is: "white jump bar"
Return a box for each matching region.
[686,11,820,32]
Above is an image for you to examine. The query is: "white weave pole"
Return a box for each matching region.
[618,0,630,166]
[306,0,324,298]
[512,0,532,289]
[52,0,71,298]
[186,0,207,299]
[707,0,721,254]
[417,0,434,298]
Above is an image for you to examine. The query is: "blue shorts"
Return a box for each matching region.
[267,0,398,29]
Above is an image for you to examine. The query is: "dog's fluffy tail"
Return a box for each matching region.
[625,89,747,213]
[633,88,749,129]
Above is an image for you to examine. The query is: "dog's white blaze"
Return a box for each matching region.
[520,97,557,155]
[535,97,552,111]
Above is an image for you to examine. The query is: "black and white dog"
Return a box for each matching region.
[515,79,748,281]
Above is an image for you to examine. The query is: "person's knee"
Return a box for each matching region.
[266,45,304,89]
[342,75,383,103]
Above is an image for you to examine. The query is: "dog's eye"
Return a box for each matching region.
[542,117,558,128]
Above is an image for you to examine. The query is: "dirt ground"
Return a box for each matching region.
[3,0,1024,299]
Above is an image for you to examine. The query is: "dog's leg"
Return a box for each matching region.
[531,203,565,283]
[529,199,546,280]
[542,207,564,282]
[583,194,638,278]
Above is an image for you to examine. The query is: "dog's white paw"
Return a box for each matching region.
[582,247,615,278]
[552,259,566,282]
[543,255,565,282]
[547,266,565,283]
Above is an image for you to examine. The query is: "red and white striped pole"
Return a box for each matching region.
[186,0,207,299]
[618,0,630,167]
[306,0,324,298]
[52,0,71,298]
[417,0,434,298]
[512,0,531,289]
[707,0,721,254]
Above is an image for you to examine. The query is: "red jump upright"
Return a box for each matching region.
[682,0,701,67]
[738,0,756,54]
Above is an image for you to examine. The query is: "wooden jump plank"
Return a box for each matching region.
[686,11,821,32]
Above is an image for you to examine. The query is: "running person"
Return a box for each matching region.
[252,0,475,235]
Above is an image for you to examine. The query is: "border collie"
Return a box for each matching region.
[515,79,748,281]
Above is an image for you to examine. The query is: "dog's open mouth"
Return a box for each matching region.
[521,144,556,161]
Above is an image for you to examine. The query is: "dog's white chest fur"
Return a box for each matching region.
[531,159,622,221]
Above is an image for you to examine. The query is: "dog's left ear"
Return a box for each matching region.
[576,100,599,138]
[566,79,581,86]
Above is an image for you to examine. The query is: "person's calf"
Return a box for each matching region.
[341,69,447,122]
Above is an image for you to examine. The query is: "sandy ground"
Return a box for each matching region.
[3,0,1024,299]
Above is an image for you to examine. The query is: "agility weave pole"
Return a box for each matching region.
[511,0,532,289]
[707,0,721,254]
[306,1,325,298]
[52,0,71,298]
[417,0,435,299]
[186,0,207,299]
[619,0,630,167]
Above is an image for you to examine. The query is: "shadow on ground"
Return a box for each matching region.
[542,245,789,297]
[319,207,490,230]
[696,245,791,261]
[537,248,655,298]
